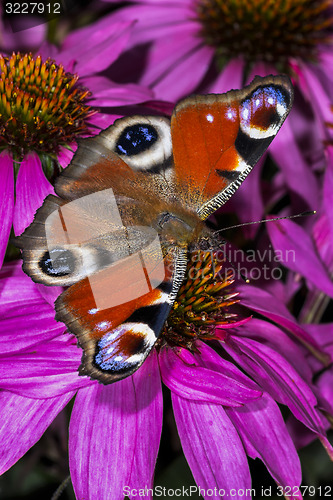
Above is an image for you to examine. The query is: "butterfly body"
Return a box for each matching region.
[17,75,293,384]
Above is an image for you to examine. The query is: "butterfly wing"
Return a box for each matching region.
[55,115,174,205]
[16,126,177,288]
[170,75,293,219]
[55,246,187,383]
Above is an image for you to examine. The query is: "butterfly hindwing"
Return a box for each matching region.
[55,247,187,383]
[171,75,293,219]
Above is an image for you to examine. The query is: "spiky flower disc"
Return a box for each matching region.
[161,250,239,350]
[0,52,96,157]
[197,0,333,66]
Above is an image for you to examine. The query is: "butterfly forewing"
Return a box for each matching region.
[171,75,293,219]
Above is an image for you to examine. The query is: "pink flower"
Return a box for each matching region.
[0,19,154,267]
[266,146,333,312]
[0,261,331,499]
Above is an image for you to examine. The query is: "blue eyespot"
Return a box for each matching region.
[39,249,75,276]
[116,124,158,156]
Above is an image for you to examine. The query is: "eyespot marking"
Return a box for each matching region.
[116,124,158,156]
[240,84,291,139]
[102,115,172,172]
[94,323,155,373]
[39,248,75,277]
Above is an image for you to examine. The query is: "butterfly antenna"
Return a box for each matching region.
[214,210,316,235]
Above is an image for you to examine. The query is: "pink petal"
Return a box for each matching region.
[138,99,174,115]
[0,276,64,354]
[227,393,302,495]
[226,156,265,239]
[37,40,59,61]
[59,20,135,77]
[149,43,214,101]
[128,351,163,497]
[69,379,138,500]
[159,346,261,406]
[0,151,14,268]
[193,341,259,390]
[172,395,251,500]
[267,218,333,298]
[36,283,64,307]
[318,50,333,82]
[108,4,195,45]
[287,415,321,449]
[2,19,47,51]
[299,62,333,141]
[0,335,93,398]
[0,260,24,279]
[88,111,119,129]
[312,213,333,273]
[0,390,73,474]
[234,318,313,382]
[0,274,39,307]
[85,77,154,106]
[57,145,76,168]
[238,284,323,350]
[269,116,319,207]
[288,415,333,461]
[305,323,333,351]
[323,148,333,245]
[209,57,245,93]
[139,23,204,83]
[13,152,54,236]
[214,316,252,332]
[225,336,326,436]
[315,368,333,416]
[247,61,277,80]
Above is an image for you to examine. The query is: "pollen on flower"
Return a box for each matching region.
[160,250,239,350]
[196,0,333,66]
[0,52,97,156]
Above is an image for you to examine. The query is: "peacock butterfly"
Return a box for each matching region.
[16,75,293,384]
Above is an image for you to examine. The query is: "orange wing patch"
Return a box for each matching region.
[171,75,293,219]
[171,98,240,205]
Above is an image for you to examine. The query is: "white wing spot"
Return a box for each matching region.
[277,103,286,116]
[88,308,99,315]
[242,108,249,120]
[97,321,110,331]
